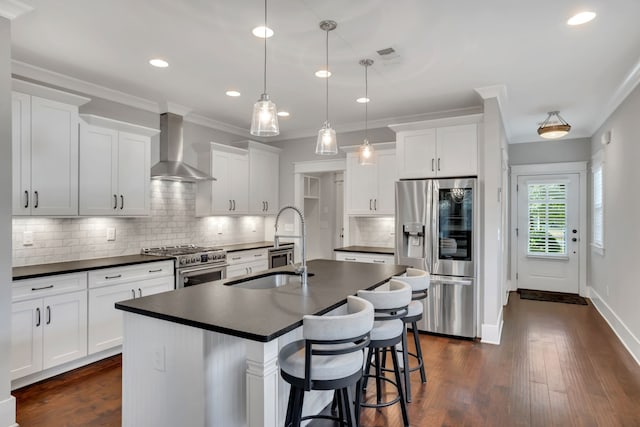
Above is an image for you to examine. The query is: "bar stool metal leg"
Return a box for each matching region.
[411,321,427,383]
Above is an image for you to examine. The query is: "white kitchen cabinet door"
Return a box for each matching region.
[29,96,79,216]
[137,276,173,297]
[435,124,477,177]
[11,299,43,380]
[346,154,377,215]
[42,290,88,370]
[79,124,118,216]
[396,128,437,179]
[249,148,279,214]
[88,282,134,354]
[211,148,249,215]
[375,150,396,215]
[11,92,31,216]
[117,131,150,216]
[226,264,251,279]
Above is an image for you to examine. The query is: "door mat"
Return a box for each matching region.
[518,289,588,305]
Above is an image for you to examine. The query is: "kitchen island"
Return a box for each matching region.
[115,259,406,427]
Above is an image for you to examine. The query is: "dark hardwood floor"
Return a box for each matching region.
[14,292,640,426]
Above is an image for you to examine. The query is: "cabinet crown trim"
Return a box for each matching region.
[340,142,395,153]
[232,140,281,153]
[80,114,160,136]
[388,114,483,133]
[13,79,91,106]
[210,142,248,155]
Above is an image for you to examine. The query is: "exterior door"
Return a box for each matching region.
[516,174,580,293]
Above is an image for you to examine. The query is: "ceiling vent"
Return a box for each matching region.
[376,47,400,65]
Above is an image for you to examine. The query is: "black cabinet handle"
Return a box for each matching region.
[148,269,162,273]
[120,195,124,210]
[229,200,232,211]
[374,199,377,210]
[24,190,29,208]
[31,285,54,291]
[105,274,122,280]
[131,289,136,298]
[437,158,441,171]
[34,191,39,208]
[431,158,435,172]
[46,306,51,325]
[232,200,236,211]
[138,288,142,298]
[35,307,41,327]
[113,194,118,209]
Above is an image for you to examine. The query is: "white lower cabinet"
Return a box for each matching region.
[88,261,173,355]
[226,249,269,278]
[334,252,395,264]
[11,273,88,381]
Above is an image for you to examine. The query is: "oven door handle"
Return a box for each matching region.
[180,264,229,275]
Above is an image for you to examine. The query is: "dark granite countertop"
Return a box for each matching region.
[115,259,406,342]
[334,246,395,255]
[222,241,293,253]
[13,255,175,281]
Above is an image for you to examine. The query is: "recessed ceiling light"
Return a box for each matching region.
[149,58,169,68]
[252,26,274,38]
[277,111,290,117]
[315,69,331,78]
[225,90,241,97]
[567,11,596,26]
[356,97,370,104]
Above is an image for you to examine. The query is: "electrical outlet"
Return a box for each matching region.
[152,346,166,372]
[23,231,34,246]
[106,227,116,241]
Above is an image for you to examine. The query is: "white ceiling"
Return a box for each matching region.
[9,0,640,142]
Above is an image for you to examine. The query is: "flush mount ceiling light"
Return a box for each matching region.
[252,25,274,38]
[225,90,241,97]
[149,58,169,68]
[358,59,375,165]
[315,20,338,155]
[537,111,571,139]
[250,0,279,137]
[567,11,596,26]
[356,97,370,104]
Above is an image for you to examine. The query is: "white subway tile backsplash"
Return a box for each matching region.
[349,217,395,248]
[12,181,266,267]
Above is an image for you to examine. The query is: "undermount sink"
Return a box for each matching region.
[225,271,314,290]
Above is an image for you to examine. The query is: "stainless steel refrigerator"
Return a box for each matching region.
[395,178,477,338]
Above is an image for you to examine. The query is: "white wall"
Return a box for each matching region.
[589,81,640,363]
[0,15,17,427]
[509,137,591,165]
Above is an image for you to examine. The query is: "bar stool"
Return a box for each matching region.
[279,296,374,427]
[392,267,430,403]
[357,279,412,427]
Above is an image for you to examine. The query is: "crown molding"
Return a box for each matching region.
[475,84,511,142]
[12,60,160,113]
[0,0,33,20]
[274,106,483,142]
[591,56,640,135]
[183,113,251,138]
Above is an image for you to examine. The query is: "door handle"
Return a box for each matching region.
[571,237,578,242]
[35,307,41,327]
[24,190,29,208]
[34,191,39,208]
[46,306,51,325]
[120,195,124,210]
[572,229,578,234]
[113,194,118,209]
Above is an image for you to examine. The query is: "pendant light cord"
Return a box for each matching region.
[364,63,368,141]
[325,27,329,124]
[263,0,267,95]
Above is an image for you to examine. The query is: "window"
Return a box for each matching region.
[591,151,604,253]
[527,182,567,256]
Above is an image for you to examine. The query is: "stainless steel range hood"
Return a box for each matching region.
[151,112,215,182]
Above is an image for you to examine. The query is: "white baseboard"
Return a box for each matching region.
[589,287,640,366]
[480,308,504,345]
[0,395,17,427]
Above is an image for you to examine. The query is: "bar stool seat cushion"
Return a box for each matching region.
[370,318,404,341]
[279,340,364,381]
[407,300,423,317]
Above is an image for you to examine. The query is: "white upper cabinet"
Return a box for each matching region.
[79,115,158,216]
[234,141,281,215]
[12,81,90,216]
[197,143,249,216]
[392,116,481,179]
[345,146,396,215]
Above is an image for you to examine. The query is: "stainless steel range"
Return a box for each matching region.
[142,245,227,289]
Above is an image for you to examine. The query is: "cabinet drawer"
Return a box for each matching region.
[88,260,173,288]
[13,272,87,302]
[335,252,395,264]
[227,249,268,265]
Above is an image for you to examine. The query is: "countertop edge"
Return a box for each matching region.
[333,246,395,255]
[224,241,294,253]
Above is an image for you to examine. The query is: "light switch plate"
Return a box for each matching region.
[23,231,34,246]
[106,227,116,241]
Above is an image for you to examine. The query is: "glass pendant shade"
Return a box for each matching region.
[358,140,375,165]
[250,93,279,137]
[315,122,337,155]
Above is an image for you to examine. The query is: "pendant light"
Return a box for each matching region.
[358,59,375,165]
[537,111,571,139]
[250,0,279,137]
[315,20,338,155]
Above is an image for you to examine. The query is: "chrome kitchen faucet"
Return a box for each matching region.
[274,205,307,287]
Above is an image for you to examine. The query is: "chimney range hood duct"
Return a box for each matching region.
[151,112,215,182]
